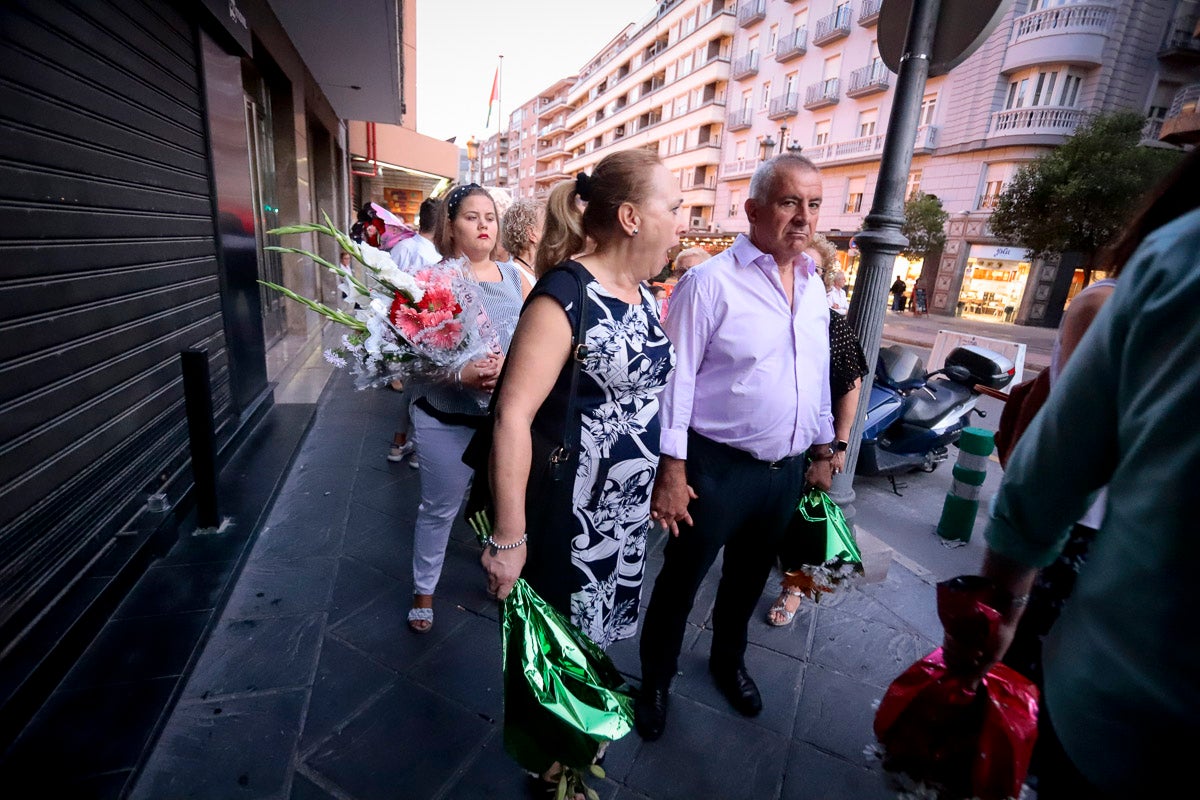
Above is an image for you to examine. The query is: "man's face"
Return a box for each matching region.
[745,166,822,268]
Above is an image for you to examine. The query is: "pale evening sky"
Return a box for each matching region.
[415,0,657,146]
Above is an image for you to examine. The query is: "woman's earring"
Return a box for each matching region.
[632,228,639,236]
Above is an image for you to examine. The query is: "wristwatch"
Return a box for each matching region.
[834,440,849,452]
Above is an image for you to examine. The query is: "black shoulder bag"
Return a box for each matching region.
[462,264,590,524]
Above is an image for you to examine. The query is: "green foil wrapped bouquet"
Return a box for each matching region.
[469,513,634,796]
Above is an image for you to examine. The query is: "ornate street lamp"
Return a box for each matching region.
[465,135,479,184]
[759,134,777,161]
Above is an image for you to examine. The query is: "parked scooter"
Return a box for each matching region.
[858,344,1015,492]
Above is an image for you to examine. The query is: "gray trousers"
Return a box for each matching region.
[410,405,475,596]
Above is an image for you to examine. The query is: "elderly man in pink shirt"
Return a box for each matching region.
[635,154,835,741]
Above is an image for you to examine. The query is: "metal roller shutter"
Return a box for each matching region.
[0,0,232,634]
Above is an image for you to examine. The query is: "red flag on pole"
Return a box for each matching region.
[485,66,499,127]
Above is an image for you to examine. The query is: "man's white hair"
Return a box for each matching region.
[749,153,820,203]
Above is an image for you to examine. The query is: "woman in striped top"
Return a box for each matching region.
[407,184,530,633]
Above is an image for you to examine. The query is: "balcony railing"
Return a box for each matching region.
[737,0,766,27]
[858,0,882,26]
[978,194,1001,210]
[681,174,717,190]
[1011,2,1114,42]
[801,125,938,165]
[727,108,753,130]
[804,78,840,109]
[775,27,807,61]
[1160,13,1200,59]
[812,6,852,46]
[731,51,760,79]
[846,61,889,97]
[1160,83,1200,144]
[767,93,800,119]
[720,158,760,180]
[990,106,1085,136]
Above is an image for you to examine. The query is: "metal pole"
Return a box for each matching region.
[829,0,940,520]
[181,348,219,528]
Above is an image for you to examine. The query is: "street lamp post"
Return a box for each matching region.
[830,0,940,520]
[465,135,479,184]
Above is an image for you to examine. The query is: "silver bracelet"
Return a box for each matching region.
[486,534,527,551]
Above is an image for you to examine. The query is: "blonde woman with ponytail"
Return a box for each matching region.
[483,149,682,641]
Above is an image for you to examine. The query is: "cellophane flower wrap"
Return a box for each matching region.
[468,513,633,787]
[778,488,863,598]
[873,576,1040,800]
[261,215,499,395]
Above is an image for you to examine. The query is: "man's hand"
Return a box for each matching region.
[650,456,697,537]
[805,457,834,491]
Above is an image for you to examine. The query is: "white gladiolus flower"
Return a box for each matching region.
[357,244,394,274]
[378,263,424,302]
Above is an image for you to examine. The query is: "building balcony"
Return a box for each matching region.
[989,105,1084,137]
[720,158,760,181]
[737,0,766,28]
[767,93,800,119]
[536,139,567,160]
[537,95,570,120]
[1160,84,1200,145]
[846,61,889,97]
[800,125,937,166]
[775,27,807,61]
[858,0,881,27]
[812,7,852,46]
[727,108,754,130]
[1159,12,1200,63]
[538,117,567,137]
[804,78,840,109]
[1002,2,1113,74]
[731,50,760,79]
[681,174,717,191]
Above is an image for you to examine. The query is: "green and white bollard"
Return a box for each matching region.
[936,427,995,542]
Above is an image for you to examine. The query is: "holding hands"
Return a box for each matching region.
[649,457,697,537]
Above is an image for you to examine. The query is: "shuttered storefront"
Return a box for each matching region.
[0,0,233,636]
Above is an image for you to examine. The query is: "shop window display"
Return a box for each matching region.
[960,249,1031,322]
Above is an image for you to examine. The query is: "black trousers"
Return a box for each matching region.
[639,430,806,687]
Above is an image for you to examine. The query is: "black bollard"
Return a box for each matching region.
[181,349,219,529]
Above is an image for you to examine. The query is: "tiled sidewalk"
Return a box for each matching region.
[130,370,944,800]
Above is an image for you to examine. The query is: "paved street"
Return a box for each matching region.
[5,312,1053,799]
[124,312,1050,799]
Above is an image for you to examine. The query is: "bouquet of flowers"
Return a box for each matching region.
[262,214,499,393]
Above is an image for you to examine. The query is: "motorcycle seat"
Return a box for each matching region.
[902,380,973,426]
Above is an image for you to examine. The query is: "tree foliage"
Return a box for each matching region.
[901,193,948,260]
[989,111,1182,264]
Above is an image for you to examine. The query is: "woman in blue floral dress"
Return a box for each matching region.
[482,149,681,649]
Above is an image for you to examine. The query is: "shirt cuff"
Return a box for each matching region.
[816,416,835,445]
[660,427,688,460]
[983,516,1069,570]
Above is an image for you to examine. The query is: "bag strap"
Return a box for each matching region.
[549,264,590,474]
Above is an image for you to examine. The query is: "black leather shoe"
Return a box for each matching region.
[709,663,763,717]
[634,683,670,741]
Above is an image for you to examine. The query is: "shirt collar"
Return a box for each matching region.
[730,234,816,278]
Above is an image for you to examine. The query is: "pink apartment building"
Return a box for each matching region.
[716,0,1197,326]
[499,0,1197,325]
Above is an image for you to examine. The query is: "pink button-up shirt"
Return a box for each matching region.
[659,234,834,462]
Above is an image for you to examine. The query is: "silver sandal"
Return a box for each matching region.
[407,606,433,633]
[766,588,805,627]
